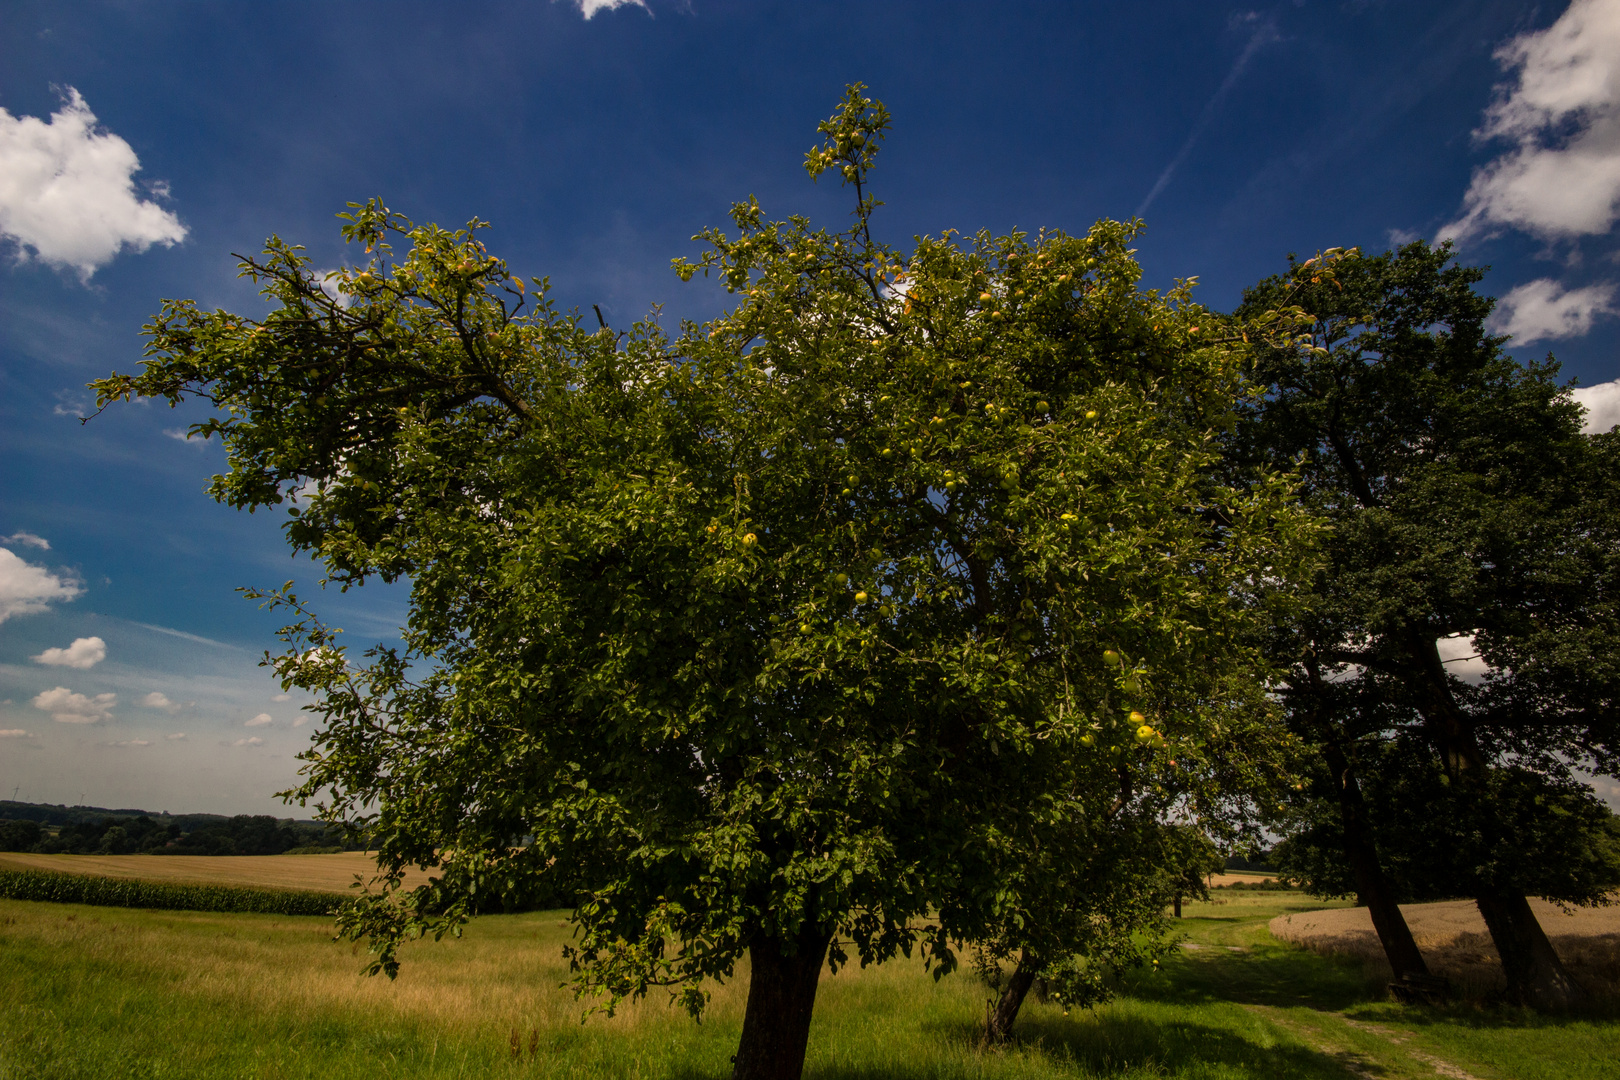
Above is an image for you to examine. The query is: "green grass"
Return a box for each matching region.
[1,889,1614,1079]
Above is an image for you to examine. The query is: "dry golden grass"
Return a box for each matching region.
[0,851,433,892]
[1270,897,1620,997]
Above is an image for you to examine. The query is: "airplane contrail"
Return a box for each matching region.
[1136,16,1281,218]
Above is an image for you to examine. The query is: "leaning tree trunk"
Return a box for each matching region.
[731,927,832,1080]
[1475,892,1587,1010]
[1320,739,1430,981]
[985,951,1040,1043]
[1404,634,1586,1010]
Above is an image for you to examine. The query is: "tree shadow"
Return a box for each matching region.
[790,1012,1390,1080]
[1123,941,1386,1012]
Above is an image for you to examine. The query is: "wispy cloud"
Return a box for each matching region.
[33,635,107,669]
[1137,13,1281,217]
[0,729,33,738]
[128,622,239,649]
[1,532,49,550]
[244,713,273,728]
[0,87,186,280]
[1441,0,1620,243]
[1489,278,1618,344]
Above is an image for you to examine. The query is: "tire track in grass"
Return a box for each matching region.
[1242,1004,1488,1080]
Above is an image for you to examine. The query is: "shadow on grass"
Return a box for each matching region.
[1123,941,1384,1012]
[779,1012,1389,1080]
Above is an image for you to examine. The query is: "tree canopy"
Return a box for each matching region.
[96,88,1317,1077]
[1237,242,1620,1010]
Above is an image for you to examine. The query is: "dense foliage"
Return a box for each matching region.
[95,89,1318,1076]
[1236,242,1620,1009]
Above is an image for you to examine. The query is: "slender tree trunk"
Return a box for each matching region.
[1173,893,1182,918]
[1475,892,1587,1010]
[1320,738,1430,980]
[732,927,831,1080]
[985,951,1039,1043]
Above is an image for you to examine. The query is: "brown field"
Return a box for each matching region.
[1271,897,1620,997]
[0,851,434,893]
[1206,870,1276,887]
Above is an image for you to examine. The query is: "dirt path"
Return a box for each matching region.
[1243,1004,1487,1080]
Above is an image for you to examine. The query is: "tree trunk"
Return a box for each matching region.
[985,951,1039,1043]
[1475,892,1587,1010]
[1173,893,1182,918]
[1320,739,1430,980]
[731,927,831,1080]
[1401,635,1585,1009]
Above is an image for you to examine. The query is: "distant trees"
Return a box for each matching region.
[0,812,349,855]
[1238,242,1620,1010]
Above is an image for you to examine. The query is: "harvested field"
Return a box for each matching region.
[0,851,433,893]
[1271,897,1620,997]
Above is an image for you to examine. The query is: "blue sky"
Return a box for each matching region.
[3,0,1619,815]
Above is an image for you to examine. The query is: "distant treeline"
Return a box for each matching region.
[0,800,363,856]
[1223,852,1275,873]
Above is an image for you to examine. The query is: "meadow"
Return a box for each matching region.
[3,880,1617,1080]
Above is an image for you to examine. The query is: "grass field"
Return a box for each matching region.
[2,887,1615,1080]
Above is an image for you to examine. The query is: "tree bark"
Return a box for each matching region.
[1173,893,1182,919]
[985,951,1039,1043]
[731,927,831,1080]
[1403,634,1586,1009]
[1475,892,1588,1010]
[1318,730,1430,980]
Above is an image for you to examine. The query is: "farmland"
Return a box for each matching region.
[2,872,1616,1080]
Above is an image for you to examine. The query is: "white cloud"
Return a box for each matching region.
[32,635,106,669]
[1489,278,1618,344]
[0,548,82,623]
[227,736,264,747]
[1572,379,1620,432]
[32,686,116,724]
[141,691,173,709]
[565,0,648,18]
[165,732,187,741]
[1441,0,1620,243]
[244,713,273,728]
[2,532,49,550]
[292,716,309,728]
[272,693,290,702]
[109,739,152,748]
[0,87,187,279]
[0,729,32,738]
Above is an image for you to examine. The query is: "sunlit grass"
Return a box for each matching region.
[1,889,1615,1079]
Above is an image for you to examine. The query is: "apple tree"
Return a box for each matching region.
[95,89,1315,1078]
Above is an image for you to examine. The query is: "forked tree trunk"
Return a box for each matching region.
[1321,740,1430,980]
[731,927,831,1080]
[1475,892,1587,1010]
[985,951,1039,1043]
